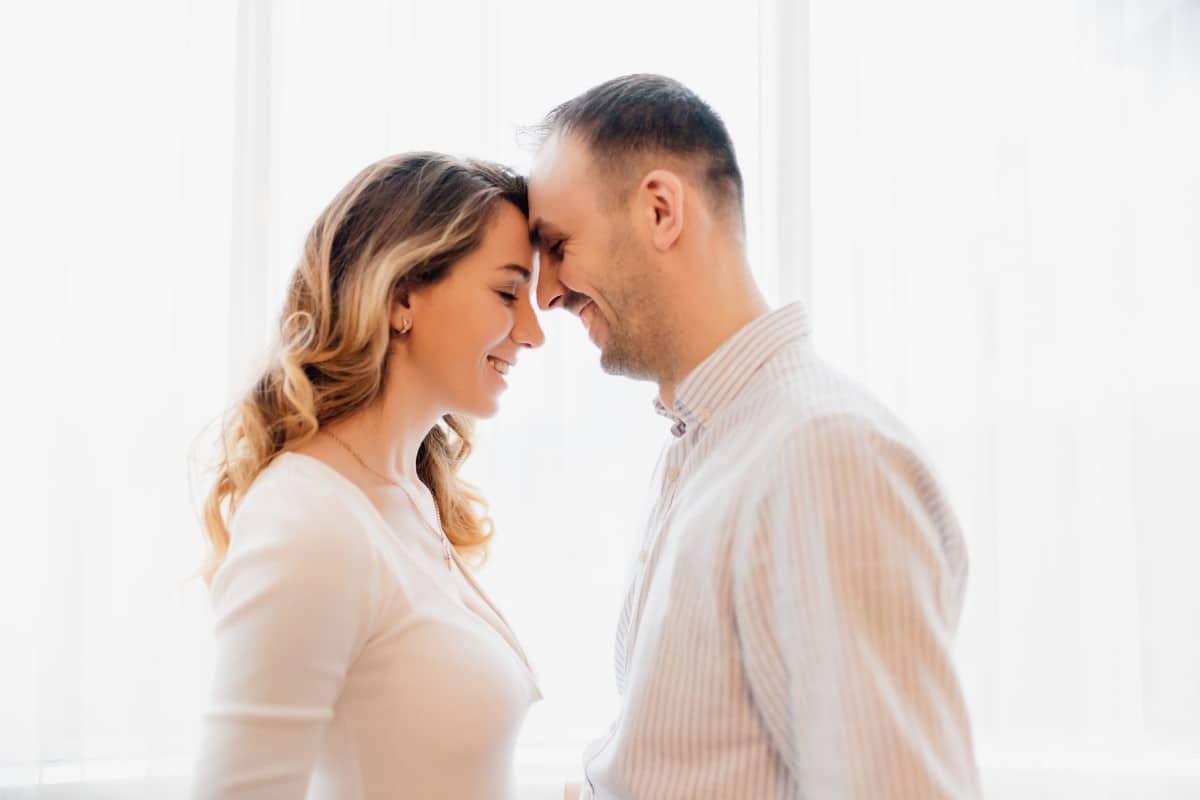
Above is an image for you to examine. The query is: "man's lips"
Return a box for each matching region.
[580,301,606,345]
[563,291,592,317]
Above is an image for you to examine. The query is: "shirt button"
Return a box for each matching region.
[667,465,681,483]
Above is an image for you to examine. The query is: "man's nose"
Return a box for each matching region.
[536,260,565,311]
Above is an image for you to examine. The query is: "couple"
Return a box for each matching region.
[192,75,981,799]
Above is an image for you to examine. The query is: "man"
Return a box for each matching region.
[529,74,981,799]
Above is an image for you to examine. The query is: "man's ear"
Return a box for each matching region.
[638,169,685,252]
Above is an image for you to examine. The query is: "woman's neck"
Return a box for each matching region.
[322,374,442,487]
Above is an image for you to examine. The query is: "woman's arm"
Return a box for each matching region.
[191,491,379,798]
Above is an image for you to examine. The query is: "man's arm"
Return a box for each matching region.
[732,416,981,798]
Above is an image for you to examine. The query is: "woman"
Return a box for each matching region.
[192,153,564,799]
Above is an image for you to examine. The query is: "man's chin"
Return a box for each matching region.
[599,343,653,381]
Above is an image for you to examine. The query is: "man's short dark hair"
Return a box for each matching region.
[541,74,745,224]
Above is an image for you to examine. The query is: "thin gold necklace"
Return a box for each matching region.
[322,429,454,572]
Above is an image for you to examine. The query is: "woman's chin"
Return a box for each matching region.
[457,393,501,419]
[448,377,505,419]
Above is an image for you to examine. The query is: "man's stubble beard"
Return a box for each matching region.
[597,226,676,383]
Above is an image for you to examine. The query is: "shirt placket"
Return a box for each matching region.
[620,434,691,675]
[586,436,689,797]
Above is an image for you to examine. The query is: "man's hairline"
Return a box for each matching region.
[531,126,744,237]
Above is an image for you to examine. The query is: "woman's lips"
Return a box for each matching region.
[486,355,512,378]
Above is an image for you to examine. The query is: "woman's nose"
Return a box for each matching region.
[514,297,546,349]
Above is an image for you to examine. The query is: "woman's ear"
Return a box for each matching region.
[389,285,413,335]
[639,169,685,252]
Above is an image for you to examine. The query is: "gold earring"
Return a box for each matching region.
[397,316,412,335]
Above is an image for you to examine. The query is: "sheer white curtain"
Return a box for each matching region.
[0,0,239,793]
[807,0,1200,796]
[3,0,1198,797]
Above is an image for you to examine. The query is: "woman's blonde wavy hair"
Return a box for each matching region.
[201,152,529,585]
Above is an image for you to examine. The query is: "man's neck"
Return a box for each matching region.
[656,281,770,410]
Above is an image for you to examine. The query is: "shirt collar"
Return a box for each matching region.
[653,302,812,437]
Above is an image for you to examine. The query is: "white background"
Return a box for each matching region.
[1,1,1198,797]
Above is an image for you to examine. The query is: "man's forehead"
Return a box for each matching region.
[531,130,591,185]
[529,134,583,239]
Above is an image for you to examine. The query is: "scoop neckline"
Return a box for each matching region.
[278,450,440,529]
[271,450,541,693]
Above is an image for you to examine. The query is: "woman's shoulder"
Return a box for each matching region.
[210,453,391,649]
[228,452,381,558]
[238,450,352,511]
[214,452,387,603]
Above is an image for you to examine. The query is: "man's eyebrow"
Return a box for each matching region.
[499,263,532,284]
[529,218,561,246]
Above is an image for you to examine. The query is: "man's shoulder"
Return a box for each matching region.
[714,350,935,484]
[722,349,899,438]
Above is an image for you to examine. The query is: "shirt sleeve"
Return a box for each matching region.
[732,415,981,799]
[191,488,379,799]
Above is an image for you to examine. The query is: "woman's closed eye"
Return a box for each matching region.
[496,289,519,305]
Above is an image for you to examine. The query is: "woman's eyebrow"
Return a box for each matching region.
[498,264,532,284]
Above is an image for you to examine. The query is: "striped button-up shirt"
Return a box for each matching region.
[580,303,981,799]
